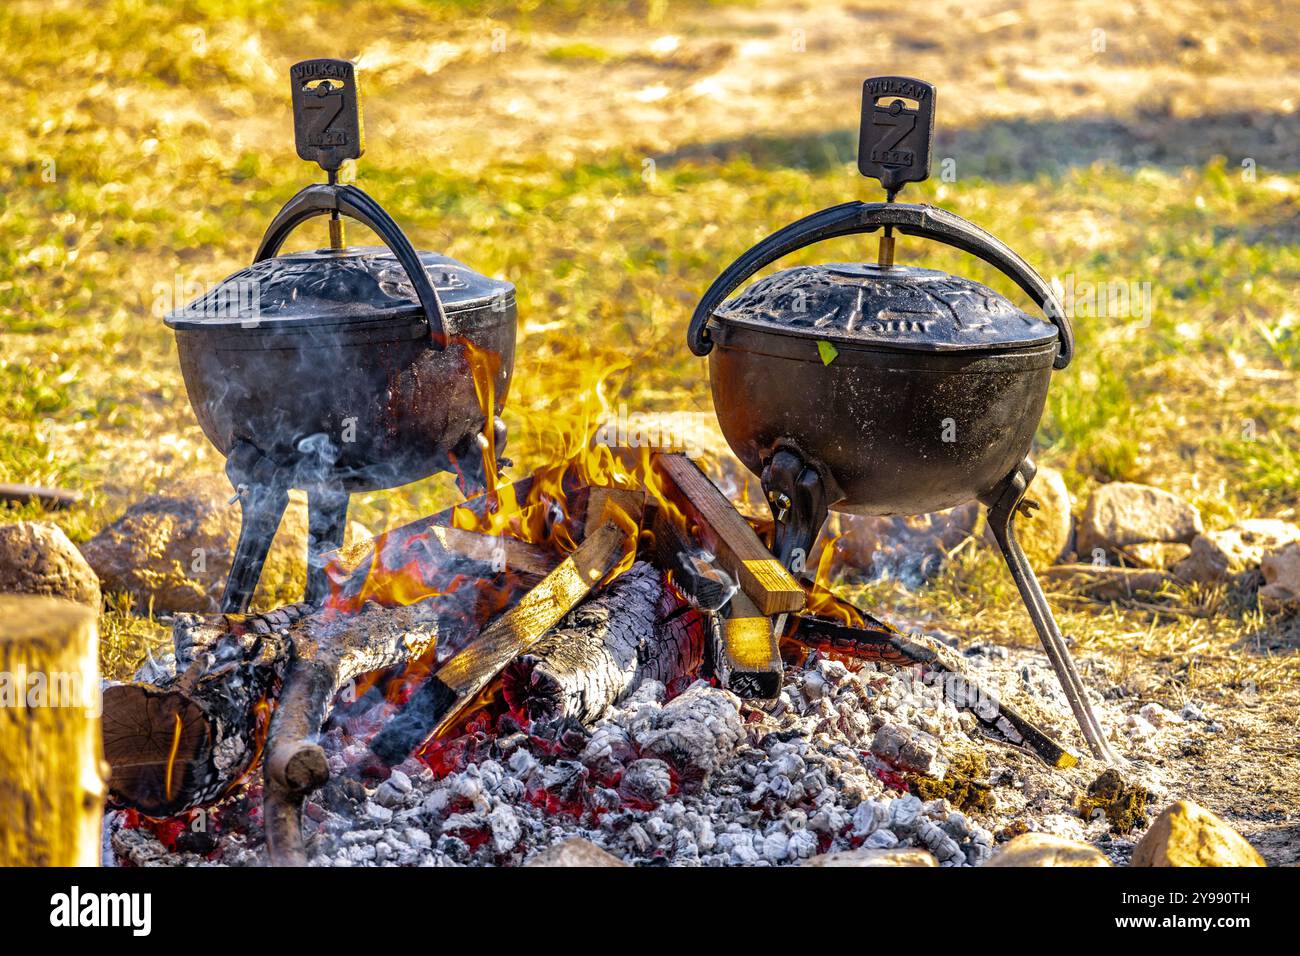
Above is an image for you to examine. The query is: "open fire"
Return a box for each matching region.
[100,356,1087,867]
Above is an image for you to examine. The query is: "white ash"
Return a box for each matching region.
[106,629,1212,868]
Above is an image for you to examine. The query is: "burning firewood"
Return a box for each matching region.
[262,601,465,864]
[653,505,782,697]
[502,561,678,724]
[370,519,636,766]
[653,453,804,615]
[102,605,307,817]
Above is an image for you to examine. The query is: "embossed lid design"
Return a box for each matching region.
[165,246,514,332]
[711,262,1059,354]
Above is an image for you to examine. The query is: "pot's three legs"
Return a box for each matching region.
[222,442,290,614]
[982,460,1118,764]
[762,448,831,573]
[304,485,350,607]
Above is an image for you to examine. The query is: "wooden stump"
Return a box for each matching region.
[0,595,105,866]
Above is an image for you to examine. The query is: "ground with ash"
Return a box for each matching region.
[106,600,1222,867]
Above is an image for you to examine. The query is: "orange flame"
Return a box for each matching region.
[803,533,866,627]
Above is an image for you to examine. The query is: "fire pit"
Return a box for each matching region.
[101,438,1091,867]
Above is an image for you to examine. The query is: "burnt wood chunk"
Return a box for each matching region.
[102,605,308,817]
[370,520,633,765]
[502,562,663,724]
[653,453,804,615]
[710,590,783,699]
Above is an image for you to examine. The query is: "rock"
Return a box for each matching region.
[79,475,322,612]
[802,847,937,867]
[1076,483,1203,556]
[1120,541,1191,570]
[524,837,627,867]
[1174,519,1300,585]
[1259,542,1300,609]
[984,832,1111,866]
[992,464,1074,567]
[1132,800,1265,867]
[1040,564,1173,600]
[0,521,101,607]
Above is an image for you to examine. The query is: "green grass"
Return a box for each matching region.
[1,0,1297,682]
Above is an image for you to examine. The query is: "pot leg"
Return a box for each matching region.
[304,486,350,607]
[762,448,830,574]
[982,460,1119,765]
[450,416,510,497]
[222,476,290,614]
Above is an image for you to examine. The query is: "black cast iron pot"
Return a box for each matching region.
[167,185,516,612]
[685,76,1117,764]
[688,200,1070,518]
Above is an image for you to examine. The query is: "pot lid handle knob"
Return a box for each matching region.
[253,183,450,349]
[858,77,935,200]
[687,201,1072,369]
[291,59,364,174]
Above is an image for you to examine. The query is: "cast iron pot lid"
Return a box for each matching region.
[165,247,515,332]
[711,262,1059,353]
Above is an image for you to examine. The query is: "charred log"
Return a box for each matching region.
[263,600,467,865]
[501,561,664,723]
[102,604,308,817]
[369,521,633,765]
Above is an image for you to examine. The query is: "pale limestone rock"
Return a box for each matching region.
[0,521,101,607]
[984,831,1111,866]
[1259,542,1300,609]
[802,847,937,867]
[1076,482,1202,556]
[525,837,627,867]
[1132,800,1265,867]
[1174,519,1300,585]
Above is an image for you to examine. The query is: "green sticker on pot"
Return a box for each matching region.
[817,340,839,365]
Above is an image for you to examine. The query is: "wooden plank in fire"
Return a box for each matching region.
[324,474,538,585]
[712,591,783,699]
[369,520,633,764]
[653,453,804,616]
[652,507,783,698]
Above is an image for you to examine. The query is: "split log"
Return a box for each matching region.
[654,453,804,615]
[790,614,1079,769]
[501,561,664,723]
[0,595,104,866]
[102,604,307,816]
[710,591,783,699]
[654,508,780,697]
[370,520,633,764]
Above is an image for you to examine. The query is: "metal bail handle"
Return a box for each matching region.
[686,200,1073,369]
[253,182,450,348]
